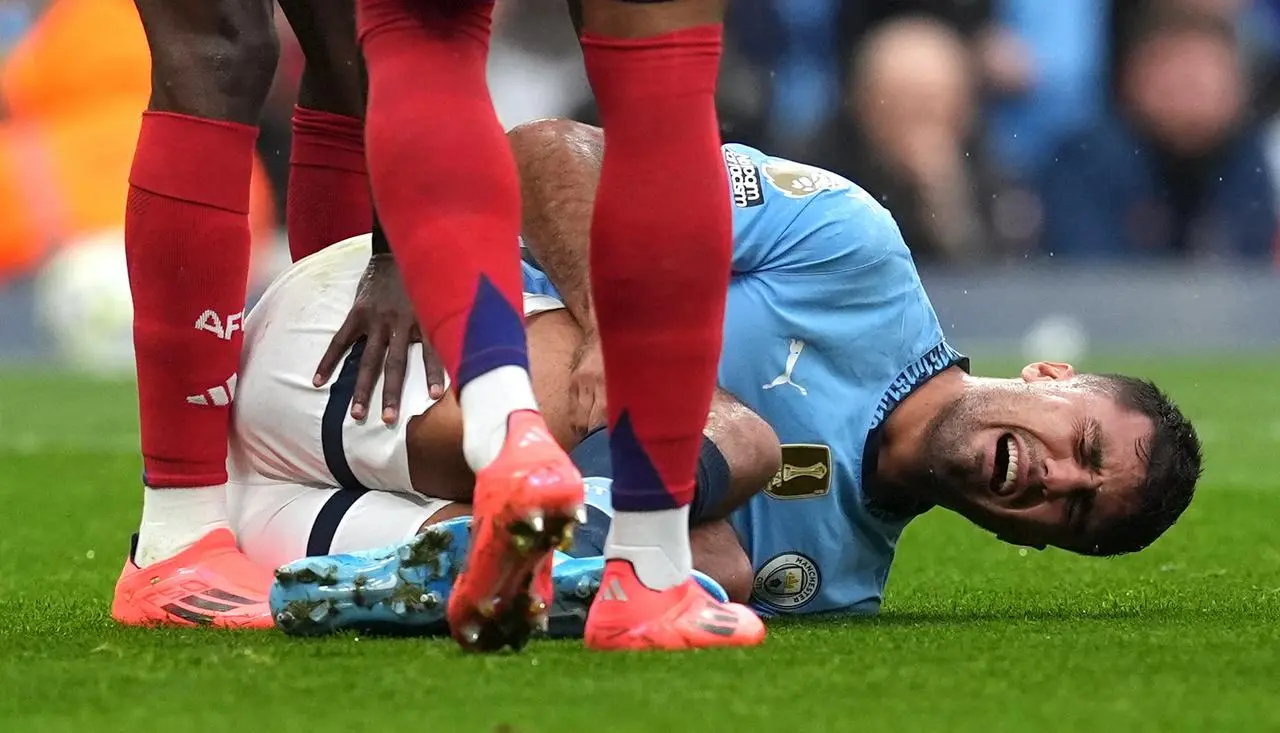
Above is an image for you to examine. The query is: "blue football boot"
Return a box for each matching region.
[270,517,470,636]
[271,516,730,637]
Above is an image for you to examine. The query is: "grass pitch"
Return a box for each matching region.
[1,357,1278,733]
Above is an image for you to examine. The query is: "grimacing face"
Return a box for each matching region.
[914,363,1154,553]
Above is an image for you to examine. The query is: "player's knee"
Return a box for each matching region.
[576,0,727,39]
[136,0,279,124]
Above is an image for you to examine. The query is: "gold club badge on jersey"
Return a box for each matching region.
[762,161,848,198]
[764,444,832,500]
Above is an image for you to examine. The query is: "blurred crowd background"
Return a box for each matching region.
[3,0,1280,278]
[2,0,1280,367]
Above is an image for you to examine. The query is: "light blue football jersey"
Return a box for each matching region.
[714,144,965,617]
[521,145,965,617]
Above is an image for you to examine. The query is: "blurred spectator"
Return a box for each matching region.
[810,16,1012,264]
[0,0,277,283]
[986,0,1109,179]
[1112,0,1280,115]
[721,0,1023,160]
[838,1,1033,112]
[837,0,1006,76]
[1109,0,1252,99]
[1039,9,1276,262]
[722,1,843,154]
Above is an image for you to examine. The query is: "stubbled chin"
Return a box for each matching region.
[923,456,987,505]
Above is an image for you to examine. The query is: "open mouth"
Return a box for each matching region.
[990,433,1020,496]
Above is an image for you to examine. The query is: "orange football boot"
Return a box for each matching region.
[584,559,767,651]
[111,528,274,629]
[447,410,586,652]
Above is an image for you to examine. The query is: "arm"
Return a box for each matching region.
[511,118,891,296]
[565,385,781,521]
[509,118,605,335]
[700,388,781,520]
[287,0,456,418]
[407,306,780,502]
[691,520,754,604]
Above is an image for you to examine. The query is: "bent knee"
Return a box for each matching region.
[136,0,279,123]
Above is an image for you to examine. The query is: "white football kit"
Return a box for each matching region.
[226,235,565,569]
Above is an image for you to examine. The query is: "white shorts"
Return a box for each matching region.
[229,482,451,571]
[226,234,564,568]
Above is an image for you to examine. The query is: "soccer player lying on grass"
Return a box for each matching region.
[223,119,1203,637]
[226,232,773,635]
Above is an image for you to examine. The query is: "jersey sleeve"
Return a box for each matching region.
[723,146,952,384]
[724,144,907,293]
[733,183,928,320]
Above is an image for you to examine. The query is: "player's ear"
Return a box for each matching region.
[1021,362,1075,383]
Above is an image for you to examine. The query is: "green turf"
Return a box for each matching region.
[1,358,1278,733]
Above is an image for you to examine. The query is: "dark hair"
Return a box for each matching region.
[1078,374,1204,557]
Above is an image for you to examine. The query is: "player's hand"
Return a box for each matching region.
[569,330,607,438]
[312,253,447,423]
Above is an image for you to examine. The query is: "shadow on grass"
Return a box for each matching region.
[766,602,1267,629]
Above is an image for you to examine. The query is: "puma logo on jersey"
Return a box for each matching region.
[187,374,237,407]
[762,339,808,396]
[194,310,243,340]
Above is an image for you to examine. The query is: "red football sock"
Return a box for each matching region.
[287,106,372,261]
[582,25,733,511]
[126,112,256,488]
[357,0,528,388]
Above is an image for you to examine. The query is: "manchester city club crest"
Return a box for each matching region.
[752,552,821,611]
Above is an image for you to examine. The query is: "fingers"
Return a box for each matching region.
[314,317,359,387]
[381,323,413,424]
[422,341,447,400]
[349,327,389,422]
